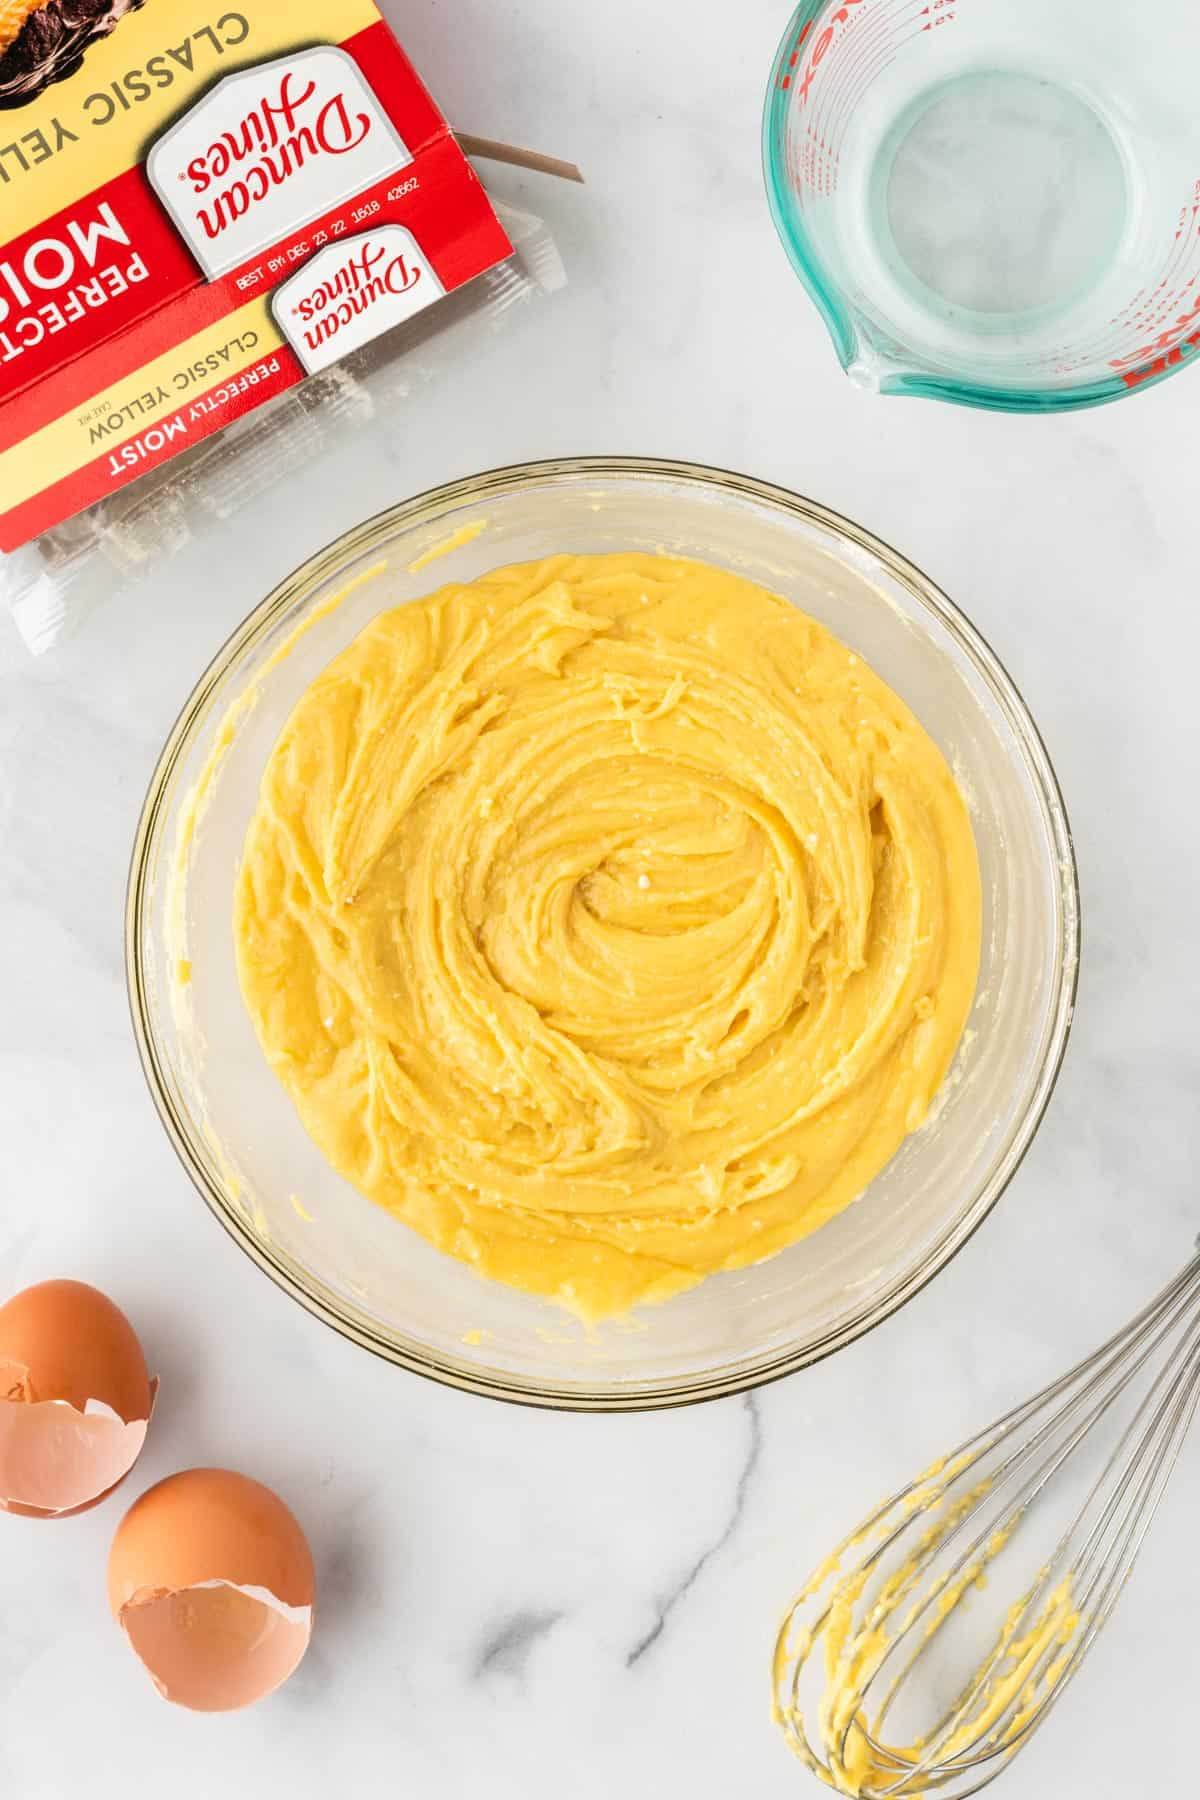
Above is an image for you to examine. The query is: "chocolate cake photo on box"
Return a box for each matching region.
[0,0,145,109]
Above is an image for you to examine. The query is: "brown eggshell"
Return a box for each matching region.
[0,1280,151,1418]
[0,1280,154,1518]
[108,1469,315,1711]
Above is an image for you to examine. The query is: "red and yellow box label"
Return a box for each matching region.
[0,0,510,549]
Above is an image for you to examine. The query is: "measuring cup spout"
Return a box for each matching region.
[845,356,884,394]
[840,338,917,397]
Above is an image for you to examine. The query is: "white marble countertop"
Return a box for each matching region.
[1,1,1198,1794]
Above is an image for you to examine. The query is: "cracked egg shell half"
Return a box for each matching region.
[108,1468,315,1711]
[0,1279,156,1519]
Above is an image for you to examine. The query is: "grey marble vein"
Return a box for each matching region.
[626,1392,762,1667]
[473,1608,564,1681]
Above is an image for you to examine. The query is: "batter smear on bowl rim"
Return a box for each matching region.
[234,552,981,1320]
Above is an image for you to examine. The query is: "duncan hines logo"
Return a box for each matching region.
[147,47,412,280]
[272,227,444,374]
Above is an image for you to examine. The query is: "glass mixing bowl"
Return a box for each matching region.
[127,458,1078,1410]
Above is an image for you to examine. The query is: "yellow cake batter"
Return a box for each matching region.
[233,552,981,1319]
[773,1457,1080,1795]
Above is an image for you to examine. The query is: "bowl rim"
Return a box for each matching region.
[126,454,1081,1411]
[761,0,1195,414]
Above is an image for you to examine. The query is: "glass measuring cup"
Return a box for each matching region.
[764,0,1200,410]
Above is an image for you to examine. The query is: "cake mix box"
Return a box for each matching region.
[0,0,513,552]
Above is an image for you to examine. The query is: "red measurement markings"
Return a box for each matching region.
[796,134,837,198]
[1025,174,1200,377]
[920,0,959,32]
[806,0,927,191]
[1156,181,1200,293]
[1117,328,1200,385]
[798,5,841,196]
[787,8,949,200]
[1129,189,1199,320]
[1103,188,1200,372]
[815,0,912,163]
[1137,271,1200,344]
[789,0,872,108]
[821,9,925,161]
[1042,262,1200,375]
[1112,279,1200,368]
[1042,261,1200,383]
[805,0,921,180]
[784,127,810,205]
[778,17,814,91]
[807,5,871,164]
[1134,180,1200,311]
[1041,259,1200,374]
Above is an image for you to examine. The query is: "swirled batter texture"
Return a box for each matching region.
[234,554,980,1319]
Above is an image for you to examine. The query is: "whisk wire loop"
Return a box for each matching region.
[774,1253,1200,1799]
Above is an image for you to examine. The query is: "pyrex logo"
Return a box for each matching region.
[786,0,866,106]
[147,48,412,280]
[271,227,444,374]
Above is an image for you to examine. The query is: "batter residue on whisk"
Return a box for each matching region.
[772,1459,1080,1796]
[233,552,981,1319]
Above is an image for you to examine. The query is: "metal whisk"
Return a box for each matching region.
[773,1249,1200,1797]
